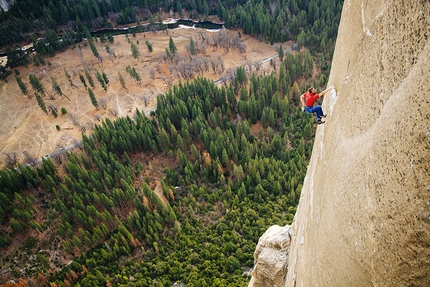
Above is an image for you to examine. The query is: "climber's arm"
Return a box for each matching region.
[319,86,334,97]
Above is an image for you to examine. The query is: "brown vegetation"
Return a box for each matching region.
[0,27,289,168]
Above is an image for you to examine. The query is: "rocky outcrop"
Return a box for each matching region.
[249,225,292,287]
[0,0,13,12]
[249,0,430,286]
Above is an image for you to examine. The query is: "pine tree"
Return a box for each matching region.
[95,69,107,91]
[102,72,109,85]
[189,37,197,55]
[79,74,87,88]
[51,76,64,98]
[63,67,74,87]
[130,42,140,59]
[15,75,28,96]
[278,45,284,61]
[35,92,48,114]
[118,71,126,89]
[169,36,177,54]
[84,68,95,87]
[145,40,153,52]
[88,88,99,110]
[29,74,45,95]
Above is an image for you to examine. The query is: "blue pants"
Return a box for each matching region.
[305,106,324,121]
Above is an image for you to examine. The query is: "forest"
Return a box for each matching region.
[0,0,344,286]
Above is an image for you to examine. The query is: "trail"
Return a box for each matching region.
[213,45,295,85]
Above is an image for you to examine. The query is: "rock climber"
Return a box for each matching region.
[300,86,333,124]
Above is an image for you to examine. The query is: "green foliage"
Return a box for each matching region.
[118,71,126,89]
[6,46,28,68]
[88,87,99,109]
[169,36,177,54]
[29,74,45,95]
[63,67,74,87]
[130,41,140,59]
[189,37,197,55]
[125,66,141,84]
[35,92,47,114]
[15,74,28,96]
[95,69,107,91]
[146,40,153,52]
[61,107,67,115]
[84,68,95,88]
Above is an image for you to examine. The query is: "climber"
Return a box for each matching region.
[300,86,333,124]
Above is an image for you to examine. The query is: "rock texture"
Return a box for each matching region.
[250,0,430,286]
[0,0,13,12]
[249,225,292,287]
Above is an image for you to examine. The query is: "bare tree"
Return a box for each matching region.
[48,104,58,113]
[70,113,80,126]
[23,151,38,167]
[217,55,225,73]
[51,150,65,165]
[73,138,83,151]
[238,43,247,53]
[160,75,166,84]
[254,61,262,74]
[47,91,56,100]
[79,124,87,133]
[110,108,118,117]
[76,46,85,67]
[86,121,95,131]
[149,68,155,80]
[246,60,253,74]
[176,61,194,80]
[272,60,277,72]
[99,98,108,110]
[166,77,173,86]
[3,151,18,167]
[210,58,219,74]
[225,67,237,84]
[141,95,148,106]
[94,114,101,122]
[231,35,240,49]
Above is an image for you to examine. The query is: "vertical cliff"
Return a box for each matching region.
[250,0,430,286]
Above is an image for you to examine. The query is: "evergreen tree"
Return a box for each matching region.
[169,36,177,54]
[15,75,28,96]
[130,42,140,59]
[51,76,64,99]
[88,87,99,109]
[118,71,126,89]
[278,45,284,61]
[145,40,153,52]
[63,67,74,87]
[84,68,95,88]
[29,74,45,95]
[189,37,197,55]
[35,92,47,114]
[102,72,109,85]
[79,74,87,88]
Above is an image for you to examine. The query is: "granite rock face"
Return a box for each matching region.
[0,0,13,12]
[250,0,430,286]
[249,225,293,287]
